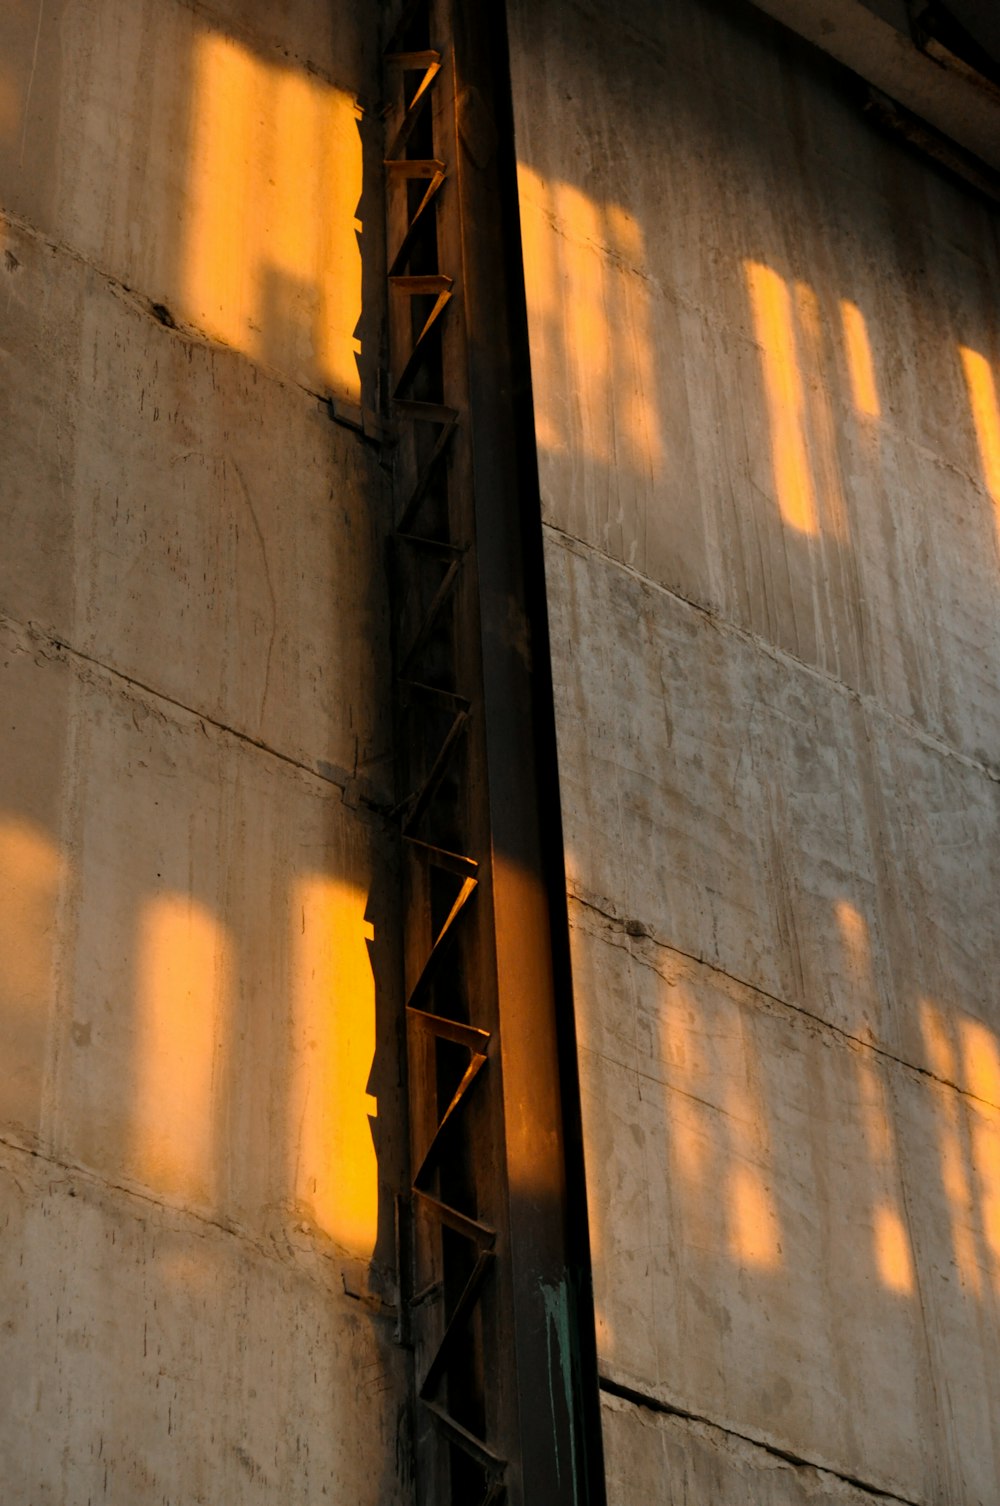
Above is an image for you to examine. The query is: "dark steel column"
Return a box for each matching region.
[383,3,606,1503]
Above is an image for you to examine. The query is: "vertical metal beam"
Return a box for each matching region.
[383,3,606,1503]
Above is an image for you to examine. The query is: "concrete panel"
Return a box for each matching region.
[511,0,1000,772]
[572,908,1000,1502]
[0,615,402,1266]
[512,1,1000,1501]
[0,2,405,1498]
[0,0,369,400]
[600,1392,911,1506]
[0,212,390,798]
[547,530,1000,1078]
[0,1142,407,1506]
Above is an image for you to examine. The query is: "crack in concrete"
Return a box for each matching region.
[568,888,1000,1115]
[543,522,1000,789]
[598,1373,924,1504]
[228,458,278,736]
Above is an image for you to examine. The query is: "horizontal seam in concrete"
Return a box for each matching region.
[0,609,392,818]
[0,1129,376,1296]
[0,204,373,428]
[598,1373,924,1505]
[543,521,1000,788]
[568,889,1000,1115]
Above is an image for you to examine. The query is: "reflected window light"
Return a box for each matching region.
[873,1205,915,1295]
[184,30,362,397]
[920,1000,985,1295]
[959,1017,1000,1108]
[793,281,850,541]
[967,1103,1000,1282]
[855,1052,915,1291]
[516,167,665,480]
[659,984,717,1261]
[723,1067,783,1271]
[960,346,1000,536]
[0,815,64,1004]
[289,876,378,1257]
[554,182,609,386]
[607,205,664,470]
[920,997,958,1085]
[745,260,819,536]
[840,300,881,418]
[856,1055,894,1161]
[958,1017,1000,1287]
[835,898,874,987]
[516,165,562,451]
[132,894,231,1205]
[0,816,64,1130]
[727,1162,782,1270]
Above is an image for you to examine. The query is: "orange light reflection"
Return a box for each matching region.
[0,815,64,1004]
[132,894,231,1205]
[921,1002,981,1293]
[661,979,782,1271]
[184,31,362,397]
[840,300,881,418]
[960,346,1000,545]
[796,281,849,541]
[0,816,64,1129]
[517,164,663,474]
[745,260,819,536]
[874,1205,915,1295]
[289,877,378,1257]
[959,1018,1000,1287]
[836,901,915,1294]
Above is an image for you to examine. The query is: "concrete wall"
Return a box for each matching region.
[0,3,408,1501]
[509,0,1000,1501]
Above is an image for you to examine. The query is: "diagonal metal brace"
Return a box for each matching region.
[385,51,443,161]
[401,709,468,835]
[411,1048,488,1190]
[418,1248,495,1401]
[422,1399,507,1474]
[399,555,462,679]
[404,871,478,1011]
[394,287,454,397]
[389,168,448,278]
[396,407,459,534]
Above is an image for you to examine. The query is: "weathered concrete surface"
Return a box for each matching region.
[573,906,1000,1503]
[0,1,406,1500]
[600,1391,914,1506]
[0,618,401,1249]
[0,0,370,400]
[510,0,1000,1500]
[0,211,389,798]
[513,0,1000,774]
[548,536,1000,1077]
[0,1140,403,1506]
